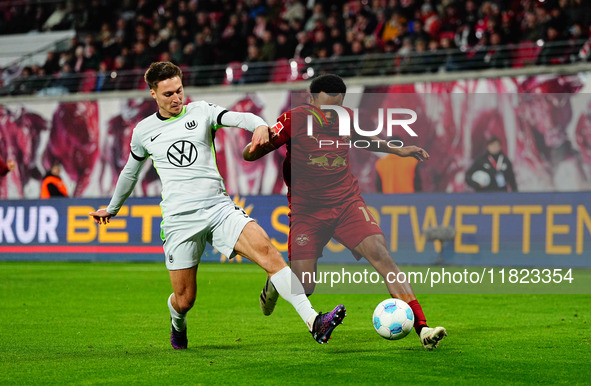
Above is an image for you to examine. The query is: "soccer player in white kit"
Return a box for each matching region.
[89,62,346,349]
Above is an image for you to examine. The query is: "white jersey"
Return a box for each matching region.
[107,101,267,218]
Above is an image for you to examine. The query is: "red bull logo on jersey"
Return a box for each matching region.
[307,154,348,169]
[331,155,347,168]
[307,154,330,167]
[295,234,310,246]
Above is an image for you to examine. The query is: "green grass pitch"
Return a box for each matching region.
[1,262,589,384]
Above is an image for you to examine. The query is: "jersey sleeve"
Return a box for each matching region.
[206,102,267,132]
[106,128,147,215]
[129,127,148,161]
[269,110,292,148]
[206,102,229,129]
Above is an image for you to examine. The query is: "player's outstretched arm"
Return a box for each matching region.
[243,112,289,161]
[395,145,430,161]
[250,125,270,153]
[355,134,429,161]
[89,151,146,224]
[243,141,276,161]
[215,109,271,148]
[89,208,114,225]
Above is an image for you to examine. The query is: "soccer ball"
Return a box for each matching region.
[372,299,414,340]
[471,170,491,187]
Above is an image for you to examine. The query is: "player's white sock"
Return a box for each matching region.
[168,293,187,332]
[270,266,318,331]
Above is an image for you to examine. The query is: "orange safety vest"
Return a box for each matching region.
[40,175,69,198]
[375,155,418,193]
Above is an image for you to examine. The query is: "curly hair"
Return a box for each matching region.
[309,74,347,98]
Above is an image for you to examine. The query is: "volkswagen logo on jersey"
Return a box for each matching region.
[167,140,198,167]
[185,120,197,130]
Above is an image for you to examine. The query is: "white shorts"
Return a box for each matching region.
[161,199,254,270]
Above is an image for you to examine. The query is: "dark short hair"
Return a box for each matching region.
[310,74,347,98]
[487,136,501,145]
[144,62,183,90]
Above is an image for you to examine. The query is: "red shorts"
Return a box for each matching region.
[288,198,383,261]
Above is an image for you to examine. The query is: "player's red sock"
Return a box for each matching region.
[408,300,428,335]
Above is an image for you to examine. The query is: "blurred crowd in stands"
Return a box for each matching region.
[1,0,590,94]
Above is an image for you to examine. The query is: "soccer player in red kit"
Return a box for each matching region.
[244,74,447,350]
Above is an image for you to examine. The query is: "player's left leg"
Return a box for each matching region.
[289,207,334,296]
[333,200,446,350]
[290,258,317,295]
[260,209,332,315]
[354,234,417,303]
[354,234,447,350]
[259,258,317,317]
[213,202,346,343]
[234,222,317,325]
[234,222,346,341]
[259,276,279,316]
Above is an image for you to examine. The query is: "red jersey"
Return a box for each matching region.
[270,104,361,206]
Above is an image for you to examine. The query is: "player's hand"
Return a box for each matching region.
[398,146,430,161]
[6,160,15,171]
[89,208,114,225]
[250,125,271,153]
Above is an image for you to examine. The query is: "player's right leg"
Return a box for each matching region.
[168,265,197,349]
[259,257,316,316]
[161,212,206,350]
[233,222,346,343]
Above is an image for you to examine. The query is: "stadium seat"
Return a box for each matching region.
[270,59,291,83]
[178,64,189,74]
[511,42,542,68]
[270,58,306,83]
[223,61,243,85]
[78,70,97,93]
[134,67,148,90]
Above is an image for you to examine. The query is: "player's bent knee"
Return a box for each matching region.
[258,240,283,261]
[257,242,273,257]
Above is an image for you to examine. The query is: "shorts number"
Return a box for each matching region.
[235,206,248,218]
[358,206,378,225]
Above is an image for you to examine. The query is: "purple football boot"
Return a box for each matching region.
[311,305,347,344]
[170,324,188,350]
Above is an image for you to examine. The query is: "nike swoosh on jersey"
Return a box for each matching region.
[151,133,162,142]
